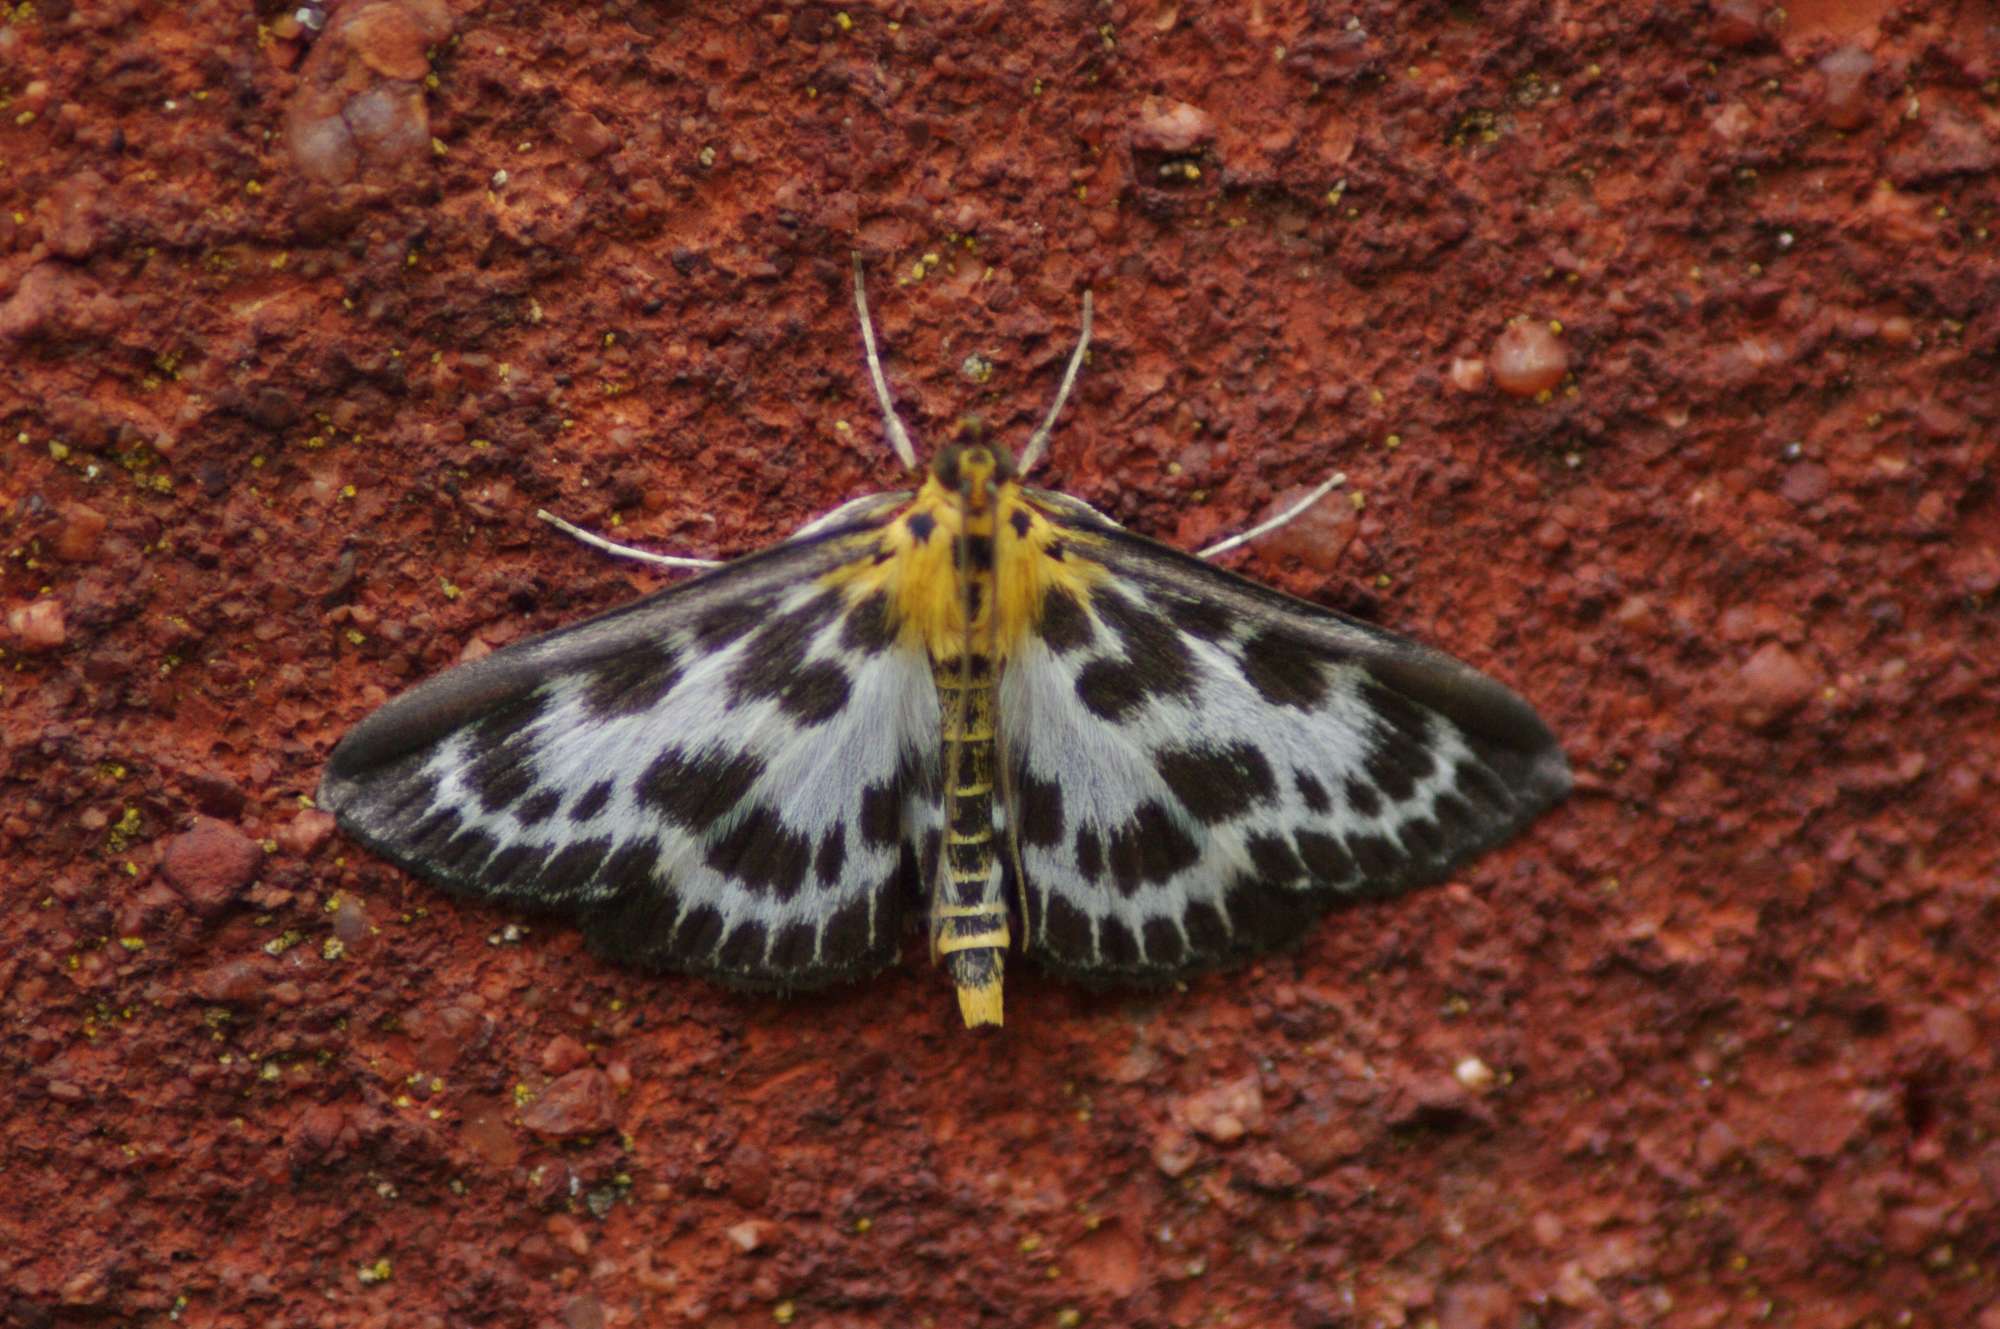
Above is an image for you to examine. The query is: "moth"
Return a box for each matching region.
[318,258,1570,1028]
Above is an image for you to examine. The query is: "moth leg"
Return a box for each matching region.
[850,254,921,473]
[1194,469,1348,561]
[1016,289,1094,477]
[534,509,725,571]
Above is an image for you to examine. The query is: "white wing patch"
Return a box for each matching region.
[1000,506,1570,980]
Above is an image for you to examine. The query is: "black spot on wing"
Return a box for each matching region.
[466,746,536,815]
[581,640,683,718]
[693,598,766,650]
[637,747,764,832]
[1008,508,1032,537]
[515,789,562,826]
[704,805,812,899]
[1346,832,1403,880]
[769,922,817,971]
[570,779,615,822]
[462,693,550,814]
[1141,916,1186,967]
[725,589,845,715]
[1044,893,1095,961]
[1162,594,1234,641]
[820,895,871,963]
[1037,586,1095,653]
[1222,872,1324,952]
[1358,679,1438,799]
[1240,626,1338,708]
[774,662,851,725]
[839,590,898,655]
[1182,899,1228,954]
[437,826,499,875]
[1075,660,1149,721]
[717,921,769,970]
[1104,800,1199,895]
[1294,830,1355,884]
[1074,588,1198,721]
[906,511,936,544]
[1074,825,1103,885]
[1099,916,1139,966]
[1014,768,1065,849]
[1245,832,1306,884]
[1398,817,1447,860]
[672,902,726,957]
[859,779,903,846]
[520,840,612,904]
[1156,742,1277,825]
[1295,769,1331,814]
[1345,777,1383,819]
[814,824,846,887]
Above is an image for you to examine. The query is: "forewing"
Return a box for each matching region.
[1001,496,1570,981]
[318,497,941,990]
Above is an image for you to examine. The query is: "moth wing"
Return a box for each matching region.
[1000,495,1569,980]
[318,495,941,990]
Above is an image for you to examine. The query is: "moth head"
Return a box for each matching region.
[931,422,1018,511]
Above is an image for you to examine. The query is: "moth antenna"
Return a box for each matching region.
[1016,288,1093,478]
[851,253,921,472]
[1194,470,1348,560]
[536,509,725,571]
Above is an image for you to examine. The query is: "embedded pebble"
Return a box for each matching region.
[45,170,107,260]
[1132,96,1213,152]
[540,1034,590,1076]
[161,819,265,915]
[1252,481,1355,574]
[1448,356,1488,392]
[726,1220,776,1253]
[1151,1126,1201,1177]
[522,1068,618,1137]
[1178,1074,1265,1143]
[285,0,453,186]
[1709,0,1766,46]
[5,599,67,651]
[52,504,107,562]
[1818,47,1875,131]
[1490,321,1568,397]
[275,808,337,857]
[1734,642,1817,727]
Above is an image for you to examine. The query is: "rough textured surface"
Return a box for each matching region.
[2,2,1996,1326]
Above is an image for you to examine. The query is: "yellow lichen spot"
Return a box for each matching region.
[244,179,263,195]
[835,10,852,30]
[1385,433,1402,449]
[1348,491,1366,511]
[357,1258,393,1286]
[339,484,357,499]
[405,251,419,267]
[772,1303,796,1326]
[854,1216,873,1233]
[119,936,145,952]
[48,440,69,460]
[322,937,345,961]
[440,579,460,600]
[14,110,34,127]
[513,1083,534,1106]
[1057,1311,1082,1329]
[698,145,716,167]
[1548,319,1564,334]
[468,438,490,450]
[1019,1234,1042,1253]
[344,628,366,645]
[430,136,447,156]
